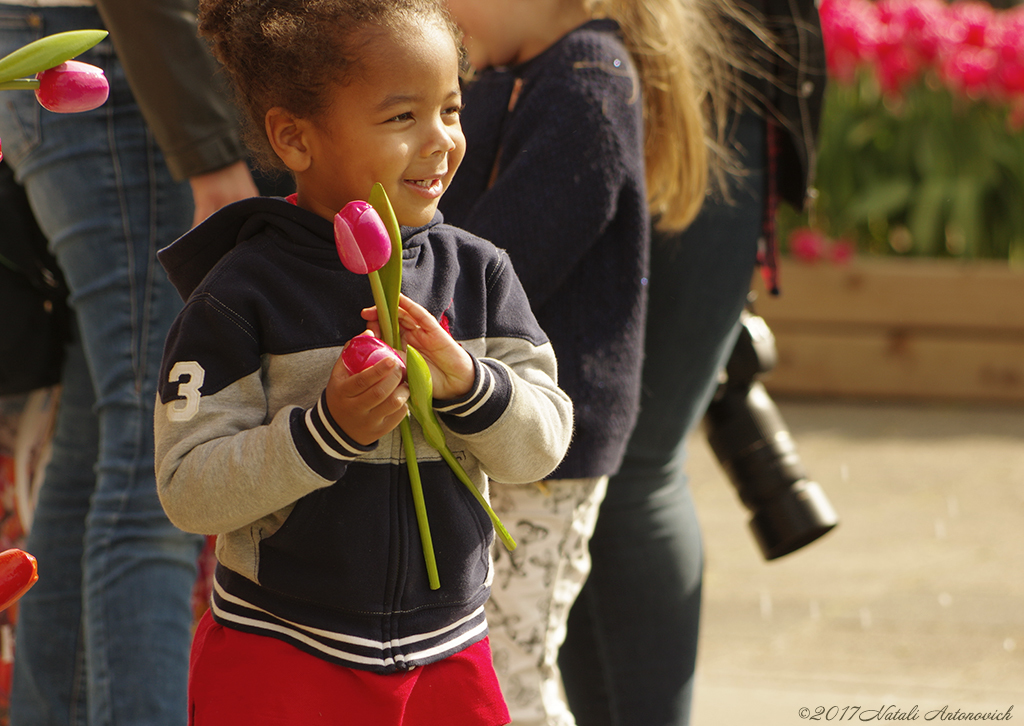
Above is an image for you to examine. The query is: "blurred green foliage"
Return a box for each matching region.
[780,72,1024,262]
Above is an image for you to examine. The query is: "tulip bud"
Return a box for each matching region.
[341,333,406,379]
[405,345,446,452]
[334,201,393,274]
[35,60,108,113]
[0,548,38,611]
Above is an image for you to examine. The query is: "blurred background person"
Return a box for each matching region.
[558,1,827,724]
[439,0,753,722]
[0,1,257,723]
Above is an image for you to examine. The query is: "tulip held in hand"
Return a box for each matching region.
[0,30,109,111]
[334,201,392,275]
[0,548,38,611]
[0,29,107,86]
[0,29,110,156]
[334,185,517,591]
[341,332,406,379]
[35,60,109,113]
[335,191,438,588]
[335,200,396,347]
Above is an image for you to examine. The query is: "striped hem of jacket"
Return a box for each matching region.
[209,573,490,673]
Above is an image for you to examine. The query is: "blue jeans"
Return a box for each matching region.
[559,112,765,726]
[0,7,204,725]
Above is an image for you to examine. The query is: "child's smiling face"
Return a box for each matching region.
[283,18,465,227]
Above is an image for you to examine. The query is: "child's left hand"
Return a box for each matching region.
[362,294,474,400]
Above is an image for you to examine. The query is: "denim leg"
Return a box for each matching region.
[11,330,94,726]
[1,8,203,725]
[560,112,766,726]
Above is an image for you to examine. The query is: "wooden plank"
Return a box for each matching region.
[752,258,1024,332]
[762,330,1024,403]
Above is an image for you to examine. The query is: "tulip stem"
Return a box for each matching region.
[367,270,395,347]
[401,418,440,589]
[436,446,517,552]
[0,79,39,90]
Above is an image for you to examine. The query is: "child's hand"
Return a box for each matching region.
[362,294,474,400]
[325,351,409,446]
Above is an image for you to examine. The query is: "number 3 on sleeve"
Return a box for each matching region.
[167,361,205,422]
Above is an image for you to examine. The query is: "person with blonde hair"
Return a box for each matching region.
[438,0,749,722]
[561,0,827,723]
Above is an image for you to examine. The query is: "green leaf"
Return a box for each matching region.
[368,183,402,346]
[0,30,107,85]
[907,178,949,256]
[405,345,516,551]
[914,123,954,177]
[844,178,913,225]
[950,177,982,258]
[405,346,447,452]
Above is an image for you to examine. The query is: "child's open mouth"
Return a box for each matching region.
[405,177,444,198]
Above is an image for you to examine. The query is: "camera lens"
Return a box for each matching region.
[705,381,838,560]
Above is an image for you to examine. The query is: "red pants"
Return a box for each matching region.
[189,611,510,725]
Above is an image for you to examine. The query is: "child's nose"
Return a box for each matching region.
[424,120,457,156]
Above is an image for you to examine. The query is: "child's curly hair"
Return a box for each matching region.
[199,0,461,170]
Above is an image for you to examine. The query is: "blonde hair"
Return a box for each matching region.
[594,0,759,231]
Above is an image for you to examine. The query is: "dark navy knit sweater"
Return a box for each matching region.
[441,19,649,479]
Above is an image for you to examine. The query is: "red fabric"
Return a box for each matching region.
[188,611,509,726]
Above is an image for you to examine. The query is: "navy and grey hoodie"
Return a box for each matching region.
[154,197,572,673]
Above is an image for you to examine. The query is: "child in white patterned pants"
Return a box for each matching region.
[486,477,609,726]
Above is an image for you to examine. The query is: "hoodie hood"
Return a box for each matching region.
[158,196,446,301]
[158,197,330,301]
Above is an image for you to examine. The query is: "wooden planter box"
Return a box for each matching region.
[750,257,1024,404]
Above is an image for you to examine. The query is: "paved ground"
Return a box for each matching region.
[687,397,1024,725]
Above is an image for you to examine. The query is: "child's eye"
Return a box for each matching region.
[443,103,465,117]
[388,111,414,122]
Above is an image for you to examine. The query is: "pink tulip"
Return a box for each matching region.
[989,9,1024,101]
[829,238,857,265]
[35,60,108,113]
[905,0,946,63]
[820,0,880,82]
[942,44,998,98]
[341,333,406,379]
[789,227,829,263]
[334,200,392,275]
[998,59,1024,96]
[875,39,922,95]
[872,0,946,94]
[993,8,1024,63]
[941,2,995,49]
[0,549,38,612]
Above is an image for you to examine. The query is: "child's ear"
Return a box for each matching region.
[266,107,312,172]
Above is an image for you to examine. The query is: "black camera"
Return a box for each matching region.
[703,308,838,560]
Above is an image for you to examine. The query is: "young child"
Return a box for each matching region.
[153,0,573,723]
[437,0,743,723]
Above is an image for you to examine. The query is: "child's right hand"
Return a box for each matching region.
[325,352,409,446]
